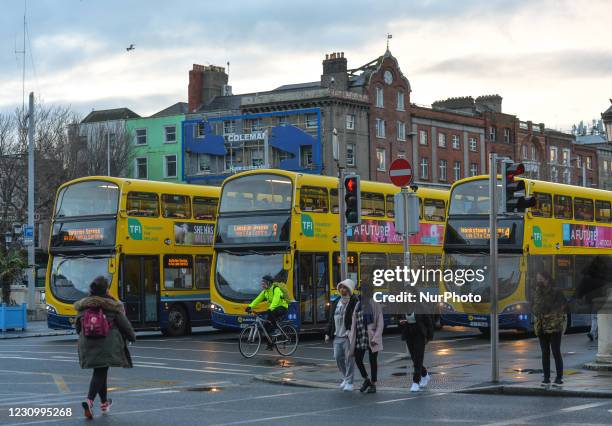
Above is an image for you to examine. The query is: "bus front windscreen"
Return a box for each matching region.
[215,251,286,302]
[55,180,119,218]
[50,256,113,302]
[449,179,502,216]
[219,174,292,213]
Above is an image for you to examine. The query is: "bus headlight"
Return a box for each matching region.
[501,303,529,315]
[210,303,224,314]
[46,304,57,315]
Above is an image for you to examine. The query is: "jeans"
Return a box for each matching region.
[538,332,563,380]
[333,336,354,385]
[354,347,378,382]
[405,324,428,384]
[87,367,109,402]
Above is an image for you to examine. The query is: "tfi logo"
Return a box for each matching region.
[128,218,143,240]
[532,225,542,248]
[301,214,314,237]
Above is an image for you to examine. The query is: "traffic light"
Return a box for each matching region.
[503,162,536,213]
[344,174,361,226]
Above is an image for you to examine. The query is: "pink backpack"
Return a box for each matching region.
[82,307,110,338]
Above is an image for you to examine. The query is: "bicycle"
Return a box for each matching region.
[238,312,299,358]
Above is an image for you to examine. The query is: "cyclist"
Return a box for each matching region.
[246,274,289,349]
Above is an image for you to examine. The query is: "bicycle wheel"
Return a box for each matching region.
[239,325,261,358]
[275,324,299,356]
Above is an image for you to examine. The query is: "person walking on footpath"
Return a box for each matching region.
[532,271,567,387]
[325,279,358,391]
[75,276,136,419]
[349,296,384,393]
[400,310,434,392]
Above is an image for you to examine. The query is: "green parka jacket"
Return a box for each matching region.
[74,296,136,369]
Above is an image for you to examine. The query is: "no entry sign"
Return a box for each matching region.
[389,158,413,187]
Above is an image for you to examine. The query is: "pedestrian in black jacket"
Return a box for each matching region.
[400,312,434,392]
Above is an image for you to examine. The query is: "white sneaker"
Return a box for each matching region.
[339,379,347,389]
[410,382,421,392]
[343,383,354,391]
[419,374,430,388]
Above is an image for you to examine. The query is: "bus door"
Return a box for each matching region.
[122,255,160,327]
[297,252,329,328]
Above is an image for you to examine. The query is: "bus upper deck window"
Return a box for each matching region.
[361,192,385,217]
[193,196,218,220]
[300,186,328,213]
[330,189,339,214]
[595,200,611,223]
[162,194,191,219]
[531,192,552,217]
[386,195,395,218]
[424,198,445,222]
[574,197,594,222]
[554,195,573,219]
[127,192,159,217]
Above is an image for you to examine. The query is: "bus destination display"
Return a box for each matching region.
[51,220,116,248]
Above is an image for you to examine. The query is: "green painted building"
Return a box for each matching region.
[125,102,188,183]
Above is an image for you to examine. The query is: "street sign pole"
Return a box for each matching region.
[402,187,410,275]
[389,158,415,285]
[338,167,347,281]
[489,153,499,383]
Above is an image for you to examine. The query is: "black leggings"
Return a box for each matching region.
[87,367,109,402]
[265,307,287,334]
[538,332,563,380]
[354,348,378,382]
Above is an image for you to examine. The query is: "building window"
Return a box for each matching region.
[198,154,211,172]
[522,145,528,160]
[439,160,447,182]
[562,148,570,165]
[586,156,592,170]
[346,143,356,167]
[469,137,477,152]
[375,86,384,108]
[398,150,406,159]
[576,155,582,168]
[164,155,177,178]
[376,148,386,171]
[397,91,405,111]
[135,157,147,179]
[135,128,147,145]
[164,125,177,143]
[306,113,318,129]
[397,121,406,141]
[346,114,355,130]
[438,132,446,148]
[489,126,497,142]
[278,115,289,126]
[453,161,461,181]
[420,157,429,179]
[419,129,428,145]
[301,145,313,168]
[604,160,609,173]
[247,118,263,132]
[376,118,386,138]
[504,128,510,144]
[549,147,558,163]
[223,120,236,135]
[470,163,478,176]
[451,134,460,149]
[196,122,205,137]
[531,145,536,160]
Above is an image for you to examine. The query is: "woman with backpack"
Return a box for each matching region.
[74,276,136,419]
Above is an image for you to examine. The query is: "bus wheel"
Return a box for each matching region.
[167,305,188,337]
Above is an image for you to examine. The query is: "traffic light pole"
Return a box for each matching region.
[489,153,499,383]
[338,167,348,282]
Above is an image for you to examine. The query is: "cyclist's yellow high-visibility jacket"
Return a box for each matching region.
[248,283,288,311]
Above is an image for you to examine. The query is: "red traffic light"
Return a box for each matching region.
[506,163,525,180]
[345,177,357,193]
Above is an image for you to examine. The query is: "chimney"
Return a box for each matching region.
[188,64,229,112]
[475,95,503,113]
[321,51,348,90]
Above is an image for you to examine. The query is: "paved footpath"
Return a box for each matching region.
[257,328,612,398]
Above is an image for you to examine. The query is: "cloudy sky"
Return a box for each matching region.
[1,0,610,130]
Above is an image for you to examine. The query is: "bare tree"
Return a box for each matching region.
[78,121,134,177]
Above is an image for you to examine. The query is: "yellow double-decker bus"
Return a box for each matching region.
[210,169,449,331]
[45,177,219,336]
[441,174,609,332]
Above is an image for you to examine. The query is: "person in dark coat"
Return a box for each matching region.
[74,276,136,419]
[400,311,434,392]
